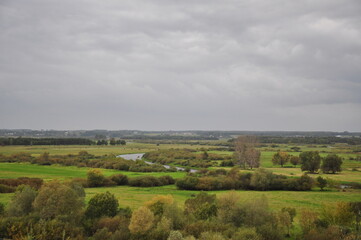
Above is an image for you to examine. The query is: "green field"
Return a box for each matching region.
[1,184,359,220]
[85,185,361,212]
[0,162,186,180]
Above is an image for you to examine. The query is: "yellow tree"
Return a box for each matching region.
[129,206,155,235]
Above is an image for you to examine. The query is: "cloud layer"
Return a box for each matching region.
[1,0,360,131]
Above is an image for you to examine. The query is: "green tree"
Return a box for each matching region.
[217,191,240,225]
[201,151,209,160]
[281,207,296,222]
[33,181,84,220]
[167,231,183,240]
[87,169,106,187]
[185,192,217,220]
[199,232,225,240]
[349,202,361,237]
[85,191,119,219]
[0,202,5,215]
[290,156,300,167]
[272,151,290,167]
[300,151,321,173]
[6,185,37,217]
[250,168,273,191]
[321,154,343,174]
[109,138,116,145]
[37,152,50,164]
[316,176,327,191]
[232,227,262,240]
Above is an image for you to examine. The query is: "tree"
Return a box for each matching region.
[278,211,292,237]
[233,136,260,169]
[37,152,50,164]
[129,206,155,234]
[217,191,240,225]
[0,202,4,216]
[185,192,217,220]
[300,151,321,173]
[109,138,116,145]
[199,232,225,240]
[316,176,327,191]
[33,181,84,220]
[272,151,290,167]
[85,191,119,219]
[87,169,106,187]
[6,185,37,217]
[281,207,296,223]
[232,227,262,240]
[290,156,300,167]
[349,202,361,237]
[300,209,318,234]
[168,231,183,240]
[145,195,174,216]
[201,151,209,160]
[250,168,273,191]
[321,154,343,174]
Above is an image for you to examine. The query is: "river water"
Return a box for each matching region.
[116,153,197,173]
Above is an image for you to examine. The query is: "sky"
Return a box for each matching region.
[0,0,361,131]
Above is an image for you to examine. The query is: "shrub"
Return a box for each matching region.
[109,174,129,185]
[0,184,15,193]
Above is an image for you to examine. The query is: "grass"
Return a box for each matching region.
[84,185,361,212]
[1,184,359,215]
[0,163,186,180]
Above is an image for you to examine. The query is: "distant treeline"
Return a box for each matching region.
[0,137,126,146]
[258,136,361,145]
[0,137,94,145]
[123,135,218,140]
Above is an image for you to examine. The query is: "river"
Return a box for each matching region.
[116,153,197,173]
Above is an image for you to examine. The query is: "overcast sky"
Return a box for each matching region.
[1,0,360,131]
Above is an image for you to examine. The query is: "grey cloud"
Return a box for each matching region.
[0,0,360,131]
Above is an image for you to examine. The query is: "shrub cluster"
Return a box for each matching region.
[143,149,232,168]
[128,175,175,187]
[76,170,175,188]
[0,151,172,173]
[176,168,314,191]
[0,177,43,193]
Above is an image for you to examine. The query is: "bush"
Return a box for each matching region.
[109,174,128,185]
[0,184,15,193]
[128,176,174,187]
[0,177,43,190]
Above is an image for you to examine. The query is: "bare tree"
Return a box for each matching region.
[233,135,260,169]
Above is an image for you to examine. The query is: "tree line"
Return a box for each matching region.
[176,167,314,191]
[0,137,126,146]
[272,151,343,174]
